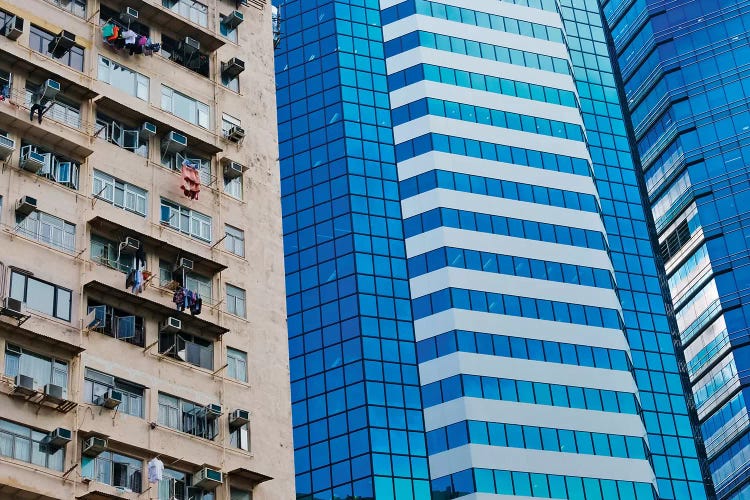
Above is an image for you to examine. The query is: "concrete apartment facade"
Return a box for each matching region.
[0,0,293,499]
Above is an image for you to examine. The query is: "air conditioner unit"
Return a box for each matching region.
[226,125,245,143]
[221,57,245,79]
[229,409,250,428]
[99,388,123,409]
[160,316,182,333]
[0,135,15,160]
[14,374,35,394]
[162,131,187,153]
[173,257,193,271]
[120,6,139,23]
[45,427,72,448]
[2,297,25,319]
[82,436,108,457]
[15,196,37,216]
[20,147,46,173]
[192,467,222,490]
[223,161,244,179]
[141,121,157,138]
[3,15,23,41]
[48,30,76,56]
[180,36,200,55]
[205,403,222,419]
[222,10,244,29]
[44,383,65,400]
[121,236,140,253]
[41,79,61,100]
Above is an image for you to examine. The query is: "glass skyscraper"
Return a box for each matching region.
[603,0,750,498]
[275,0,712,498]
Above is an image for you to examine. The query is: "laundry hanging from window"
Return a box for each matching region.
[180,159,201,200]
[172,287,202,316]
[101,21,160,56]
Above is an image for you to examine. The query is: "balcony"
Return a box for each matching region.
[102,0,225,52]
[0,312,83,356]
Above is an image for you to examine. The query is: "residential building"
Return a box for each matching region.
[276,0,713,498]
[0,0,293,499]
[603,0,750,498]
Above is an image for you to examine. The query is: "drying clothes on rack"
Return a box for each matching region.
[180,160,201,200]
[172,287,202,316]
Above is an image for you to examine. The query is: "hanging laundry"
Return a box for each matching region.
[190,295,202,316]
[147,457,164,483]
[101,23,115,39]
[132,268,143,294]
[180,160,201,200]
[135,245,146,269]
[173,287,187,311]
[125,269,136,290]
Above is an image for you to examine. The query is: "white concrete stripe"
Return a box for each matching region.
[414,309,631,352]
[405,227,615,272]
[409,267,622,310]
[423,397,647,437]
[401,188,606,233]
[389,80,584,125]
[396,151,597,196]
[379,0,564,27]
[393,115,590,159]
[382,16,569,60]
[386,47,577,92]
[418,352,638,392]
[429,444,657,484]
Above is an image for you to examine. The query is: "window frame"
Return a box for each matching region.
[93,170,148,216]
[160,199,212,242]
[226,348,247,382]
[226,284,246,318]
[160,85,210,128]
[9,270,72,321]
[224,225,245,257]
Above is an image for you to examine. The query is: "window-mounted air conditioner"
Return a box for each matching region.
[45,427,72,448]
[121,236,140,253]
[223,161,244,179]
[98,388,123,409]
[120,6,139,23]
[173,257,193,272]
[180,36,200,55]
[205,403,222,420]
[192,467,222,490]
[229,409,250,428]
[0,135,15,160]
[41,79,61,100]
[162,131,187,153]
[222,10,244,29]
[14,374,34,393]
[15,195,37,216]
[221,57,245,79]
[44,383,65,400]
[48,30,76,57]
[2,297,25,319]
[226,125,245,143]
[160,316,182,333]
[82,436,108,457]
[141,121,157,138]
[3,15,23,41]
[20,146,46,173]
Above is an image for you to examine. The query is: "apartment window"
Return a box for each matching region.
[160,199,212,242]
[95,114,149,158]
[98,56,149,101]
[158,393,217,440]
[44,0,86,17]
[225,225,245,257]
[9,271,72,321]
[220,14,239,43]
[161,85,210,128]
[226,285,246,318]
[163,0,208,26]
[87,300,145,347]
[90,235,140,273]
[160,149,211,185]
[161,35,210,77]
[83,368,144,418]
[158,469,212,500]
[82,450,142,492]
[99,5,150,36]
[93,170,148,216]
[158,260,213,301]
[4,344,68,392]
[221,113,241,137]
[159,330,214,370]
[230,489,252,500]
[0,419,65,471]
[221,74,239,92]
[19,143,80,189]
[224,174,242,199]
[226,348,247,382]
[229,421,249,451]
[29,25,85,71]
[25,83,81,128]
[16,210,76,253]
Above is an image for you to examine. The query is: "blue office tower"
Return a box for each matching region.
[602,0,750,497]
[276,0,711,498]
